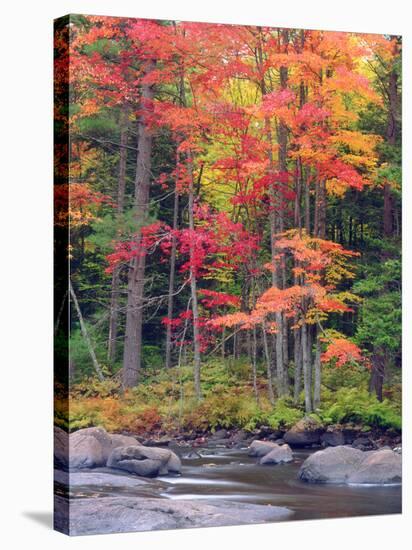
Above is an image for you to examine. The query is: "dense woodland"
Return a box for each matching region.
[54,16,401,435]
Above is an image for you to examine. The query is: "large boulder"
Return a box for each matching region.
[107,445,181,477]
[54,426,69,469]
[248,440,280,458]
[299,445,364,483]
[55,495,293,535]
[299,445,402,485]
[259,444,293,465]
[284,417,324,447]
[69,427,140,470]
[347,449,402,484]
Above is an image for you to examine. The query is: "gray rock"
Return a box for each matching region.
[54,426,69,469]
[342,427,362,444]
[165,451,182,473]
[210,428,229,440]
[54,469,152,488]
[259,444,293,465]
[230,430,248,443]
[299,445,402,485]
[284,417,324,447]
[143,436,172,447]
[299,445,365,483]
[248,440,280,457]
[320,431,345,447]
[55,495,293,535]
[352,436,377,451]
[347,449,402,484]
[107,445,181,477]
[111,433,141,448]
[69,428,108,469]
[68,427,140,470]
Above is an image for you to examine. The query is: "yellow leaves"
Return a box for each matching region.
[326,178,348,197]
[324,251,358,285]
[331,130,382,154]
[329,130,381,177]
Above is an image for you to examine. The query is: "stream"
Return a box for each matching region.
[65,445,401,522]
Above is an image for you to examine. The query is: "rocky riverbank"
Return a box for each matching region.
[54,424,402,535]
[129,416,401,451]
[55,494,293,535]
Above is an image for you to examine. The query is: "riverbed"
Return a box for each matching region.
[61,445,401,523]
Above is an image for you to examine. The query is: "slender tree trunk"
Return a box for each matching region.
[257,34,285,397]
[304,169,310,234]
[301,322,312,413]
[313,331,321,409]
[369,350,385,402]
[69,279,104,381]
[384,53,398,236]
[122,60,155,388]
[294,158,302,229]
[282,317,289,393]
[293,324,302,403]
[262,324,275,405]
[252,326,260,406]
[307,323,313,391]
[187,156,202,400]
[165,182,179,369]
[318,179,326,238]
[221,328,226,360]
[108,106,128,364]
[314,177,319,237]
[277,33,290,396]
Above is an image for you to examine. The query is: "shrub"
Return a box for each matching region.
[265,398,303,429]
[319,387,401,430]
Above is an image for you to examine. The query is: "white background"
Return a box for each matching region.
[1,0,410,547]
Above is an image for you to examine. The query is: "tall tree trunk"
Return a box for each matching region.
[257,33,285,397]
[318,179,326,238]
[293,324,302,403]
[384,60,398,237]
[294,158,302,229]
[277,38,289,396]
[313,331,321,409]
[304,169,311,234]
[369,350,385,402]
[262,323,275,405]
[69,279,105,381]
[165,179,179,369]
[252,326,260,406]
[301,322,312,414]
[108,106,128,364]
[187,156,202,401]
[122,60,155,388]
[314,177,319,237]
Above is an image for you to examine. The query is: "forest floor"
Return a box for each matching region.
[58,358,401,445]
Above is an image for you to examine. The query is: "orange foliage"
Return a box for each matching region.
[321,338,369,368]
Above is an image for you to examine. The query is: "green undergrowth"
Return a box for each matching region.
[58,358,401,434]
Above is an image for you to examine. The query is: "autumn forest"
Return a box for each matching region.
[54,16,402,442]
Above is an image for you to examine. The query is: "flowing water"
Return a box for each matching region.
[67,446,401,521]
